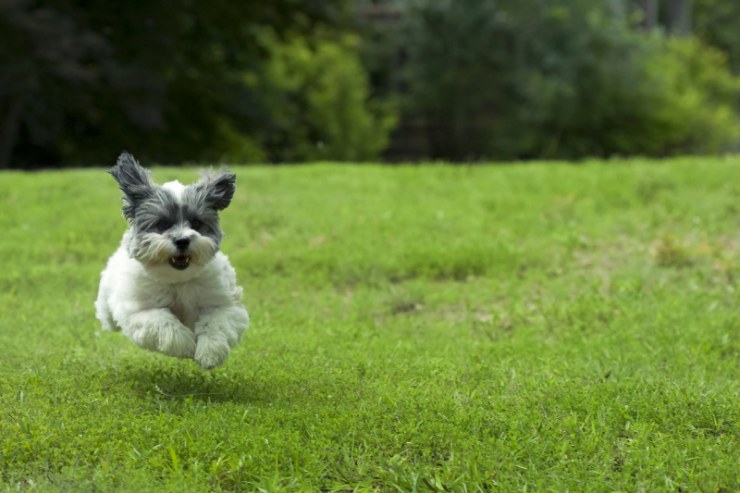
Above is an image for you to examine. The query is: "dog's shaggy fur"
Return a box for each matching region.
[95,152,249,369]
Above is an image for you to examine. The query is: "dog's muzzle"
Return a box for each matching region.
[170,237,191,270]
[169,255,190,270]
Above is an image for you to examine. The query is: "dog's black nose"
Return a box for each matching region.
[174,237,190,250]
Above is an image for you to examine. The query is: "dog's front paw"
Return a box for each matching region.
[164,329,197,359]
[194,334,230,370]
[130,324,196,359]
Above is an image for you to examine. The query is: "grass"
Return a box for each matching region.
[0,156,738,492]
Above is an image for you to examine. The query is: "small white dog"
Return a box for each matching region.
[95,152,249,369]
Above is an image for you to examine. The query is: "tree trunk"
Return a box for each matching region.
[637,0,659,30]
[0,97,24,169]
[667,0,692,36]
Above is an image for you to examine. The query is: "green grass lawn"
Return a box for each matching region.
[0,157,738,492]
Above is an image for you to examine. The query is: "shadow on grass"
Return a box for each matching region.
[107,358,273,406]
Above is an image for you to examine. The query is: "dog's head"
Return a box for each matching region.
[109,152,235,275]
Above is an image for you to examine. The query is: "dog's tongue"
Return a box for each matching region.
[169,255,190,270]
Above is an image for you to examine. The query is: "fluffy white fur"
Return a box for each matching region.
[95,154,249,369]
[95,242,249,369]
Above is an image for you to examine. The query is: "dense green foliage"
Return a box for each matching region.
[3,0,740,166]
[0,1,348,168]
[400,0,740,160]
[694,0,740,73]
[238,34,397,163]
[1,158,738,491]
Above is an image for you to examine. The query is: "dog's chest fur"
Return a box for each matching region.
[152,273,228,329]
[168,283,202,329]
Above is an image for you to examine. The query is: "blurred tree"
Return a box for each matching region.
[0,0,345,168]
[631,0,740,72]
[666,0,692,36]
[633,0,692,36]
[635,0,659,29]
[693,0,740,73]
[238,33,397,163]
[399,0,739,160]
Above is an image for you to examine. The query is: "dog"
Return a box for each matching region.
[95,152,249,369]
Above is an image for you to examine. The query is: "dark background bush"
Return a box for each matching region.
[1,0,739,168]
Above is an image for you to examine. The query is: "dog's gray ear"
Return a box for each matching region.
[109,152,155,220]
[197,170,236,211]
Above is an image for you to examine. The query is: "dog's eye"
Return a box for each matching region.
[154,219,173,232]
[190,218,203,231]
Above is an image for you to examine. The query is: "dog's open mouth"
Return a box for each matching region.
[169,255,190,270]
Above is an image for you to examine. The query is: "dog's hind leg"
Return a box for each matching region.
[95,288,119,331]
